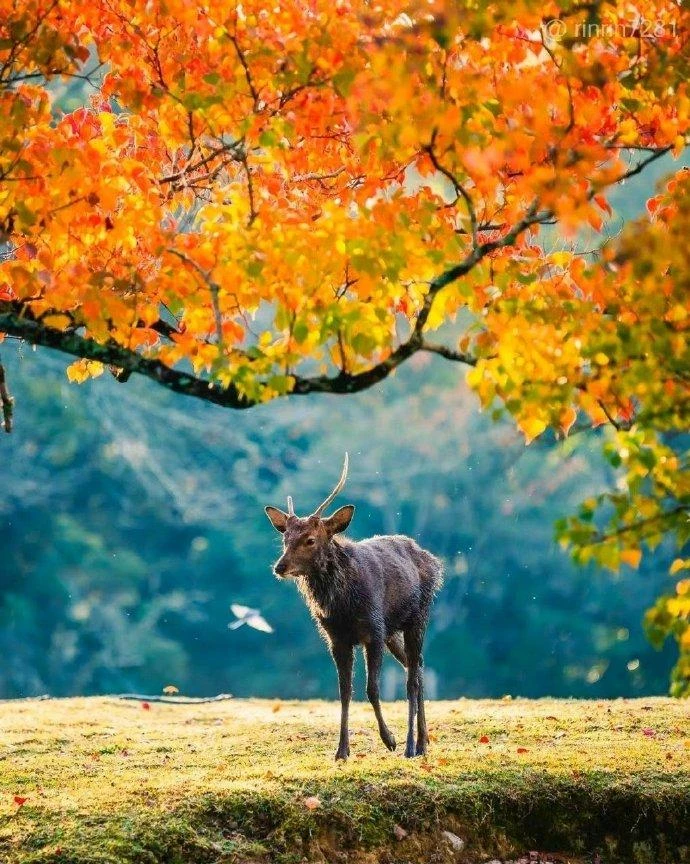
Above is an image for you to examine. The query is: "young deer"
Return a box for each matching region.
[265,454,443,760]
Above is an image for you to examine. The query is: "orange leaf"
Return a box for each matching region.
[620,548,642,569]
[303,795,321,810]
[559,406,577,437]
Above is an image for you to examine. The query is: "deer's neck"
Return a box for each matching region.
[300,540,352,618]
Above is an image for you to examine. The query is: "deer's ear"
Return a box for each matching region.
[323,505,354,536]
[265,506,289,533]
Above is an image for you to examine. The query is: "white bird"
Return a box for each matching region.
[228,604,274,634]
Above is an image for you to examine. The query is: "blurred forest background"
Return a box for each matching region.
[0,97,686,701]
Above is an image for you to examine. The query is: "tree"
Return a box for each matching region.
[1,0,688,691]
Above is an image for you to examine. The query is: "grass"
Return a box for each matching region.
[0,696,689,863]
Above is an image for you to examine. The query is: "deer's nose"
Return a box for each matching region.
[274,560,288,576]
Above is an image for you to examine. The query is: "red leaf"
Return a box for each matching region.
[141,701,151,711]
[517,747,529,753]
[14,796,27,807]
[642,728,656,737]
[479,735,490,744]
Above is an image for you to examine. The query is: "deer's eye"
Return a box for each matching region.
[306,537,316,546]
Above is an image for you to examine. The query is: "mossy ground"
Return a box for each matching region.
[0,696,688,863]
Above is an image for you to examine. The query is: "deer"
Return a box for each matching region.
[265,454,443,760]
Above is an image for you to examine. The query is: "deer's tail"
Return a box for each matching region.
[418,549,444,602]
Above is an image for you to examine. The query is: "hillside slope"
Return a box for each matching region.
[1,697,688,863]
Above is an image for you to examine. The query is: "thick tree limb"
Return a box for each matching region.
[0,304,252,409]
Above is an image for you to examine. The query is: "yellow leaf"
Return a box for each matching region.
[551,251,572,268]
[518,414,547,444]
[66,359,105,384]
[42,314,72,330]
[670,559,690,576]
[621,548,642,569]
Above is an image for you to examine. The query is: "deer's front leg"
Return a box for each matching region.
[331,640,354,761]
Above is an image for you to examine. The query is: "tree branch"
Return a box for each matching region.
[0,304,251,409]
[0,147,673,411]
[586,504,690,547]
[0,357,14,433]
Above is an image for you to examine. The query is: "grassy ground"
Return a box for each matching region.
[0,696,688,864]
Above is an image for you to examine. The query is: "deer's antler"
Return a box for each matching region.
[313,453,349,516]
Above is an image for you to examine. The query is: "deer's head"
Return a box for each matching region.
[265,454,354,579]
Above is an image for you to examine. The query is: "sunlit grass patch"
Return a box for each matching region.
[0,697,688,863]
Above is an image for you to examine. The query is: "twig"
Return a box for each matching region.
[113,693,233,704]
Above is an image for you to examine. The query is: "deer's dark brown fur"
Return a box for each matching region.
[265,455,443,760]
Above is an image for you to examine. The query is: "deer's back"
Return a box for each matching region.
[345,534,443,630]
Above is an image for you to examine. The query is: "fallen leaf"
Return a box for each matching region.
[14,796,27,807]
[303,796,321,810]
[141,702,151,711]
[393,824,407,840]
[479,735,490,744]
[272,703,281,713]
[517,747,529,753]
[642,728,656,737]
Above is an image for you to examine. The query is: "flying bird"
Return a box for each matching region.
[228,604,274,634]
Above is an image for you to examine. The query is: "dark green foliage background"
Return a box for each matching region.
[0,343,677,701]
[0,152,685,702]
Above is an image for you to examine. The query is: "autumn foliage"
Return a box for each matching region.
[0,1,689,690]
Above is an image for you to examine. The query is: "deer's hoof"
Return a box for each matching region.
[404,744,419,758]
[335,746,350,761]
[381,731,396,751]
[415,742,427,756]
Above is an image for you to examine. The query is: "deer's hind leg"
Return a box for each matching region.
[403,626,423,758]
[415,656,428,755]
[385,632,407,668]
[364,639,396,752]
